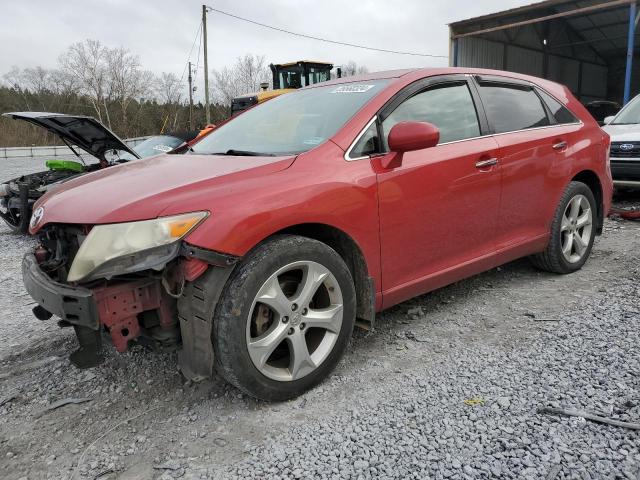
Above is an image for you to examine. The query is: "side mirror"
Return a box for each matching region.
[603,116,615,125]
[388,121,440,153]
[380,121,440,169]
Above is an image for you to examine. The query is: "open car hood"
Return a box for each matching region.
[2,112,140,162]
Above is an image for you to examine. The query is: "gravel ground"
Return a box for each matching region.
[1,156,640,479]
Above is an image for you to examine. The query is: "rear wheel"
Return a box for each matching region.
[213,235,356,401]
[530,181,597,274]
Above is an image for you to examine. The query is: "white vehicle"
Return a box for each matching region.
[603,96,640,187]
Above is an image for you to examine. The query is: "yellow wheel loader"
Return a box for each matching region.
[231,61,338,115]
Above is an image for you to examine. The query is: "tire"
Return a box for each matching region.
[530,181,597,274]
[0,207,27,234]
[212,235,356,401]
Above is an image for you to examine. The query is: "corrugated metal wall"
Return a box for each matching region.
[506,46,543,76]
[547,55,580,92]
[455,23,609,101]
[457,38,504,69]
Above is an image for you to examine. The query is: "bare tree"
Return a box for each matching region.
[2,66,31,110]
[339,60,369,77]
[59,39,110,125]
[211,54,270,105]
[48,69,80,97]
[106,47,152,132]
[155,72,183,105]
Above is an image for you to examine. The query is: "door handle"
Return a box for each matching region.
[475,158,499,168]
[553,141,568,151]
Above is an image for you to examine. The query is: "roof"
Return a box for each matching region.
[303,67,569,98]
[307,69,416,88]
[273,60,334,67]
[449,0,577,27]
[449,0,637,60]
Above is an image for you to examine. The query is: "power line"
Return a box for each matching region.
[195,19,203,76]
[180,20,203,84]
[204,6,448,59]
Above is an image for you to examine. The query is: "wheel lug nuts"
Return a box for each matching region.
[288,327,294,335]
[301,308,308,315]
[291,303,298,311]
[282,316,289,324]
[300,323,306,330]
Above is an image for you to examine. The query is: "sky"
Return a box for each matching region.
[1,0,533,101]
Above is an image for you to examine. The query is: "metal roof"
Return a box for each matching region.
[450,0,636,58]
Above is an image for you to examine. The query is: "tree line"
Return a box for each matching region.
[1,39,368,147]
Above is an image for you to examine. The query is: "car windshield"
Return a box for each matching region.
[612,96,640,125]
[192,80,389,156]
[119,135,185,160]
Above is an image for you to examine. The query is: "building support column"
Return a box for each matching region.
[624,1,637,104]
[453,38,459,67]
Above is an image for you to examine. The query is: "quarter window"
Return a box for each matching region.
[382,83,481,147]
[537,89,578,125]
[350,122,380,158]
[479,85,550,134]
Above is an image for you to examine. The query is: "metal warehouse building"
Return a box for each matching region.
[449,0,639,105]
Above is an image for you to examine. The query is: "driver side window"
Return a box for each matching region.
[382,83,481,148]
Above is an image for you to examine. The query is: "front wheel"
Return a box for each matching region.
[530,181,597,274]
[213,235,356,401]
[0,206,28,234]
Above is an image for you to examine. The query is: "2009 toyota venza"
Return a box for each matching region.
[23,68,613,400]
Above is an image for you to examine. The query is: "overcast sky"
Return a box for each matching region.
[1,0,531,101]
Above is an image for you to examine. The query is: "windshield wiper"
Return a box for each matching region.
[211,149,276,157]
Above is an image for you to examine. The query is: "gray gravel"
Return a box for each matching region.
[1,155,640,479]
[228,277,640,480]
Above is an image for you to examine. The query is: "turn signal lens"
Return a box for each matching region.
[168,214,205,239]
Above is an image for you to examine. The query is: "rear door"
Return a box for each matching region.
[372,75,501,305]
[473,76,580,250]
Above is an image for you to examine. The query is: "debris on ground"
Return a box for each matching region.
[34,397,92,418]
[539,406,640,430]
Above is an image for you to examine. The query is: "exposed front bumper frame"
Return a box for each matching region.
[22,253,177,367]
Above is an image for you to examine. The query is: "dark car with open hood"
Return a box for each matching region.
[0,112,199,233]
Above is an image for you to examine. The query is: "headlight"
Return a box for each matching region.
[67,211,208,282]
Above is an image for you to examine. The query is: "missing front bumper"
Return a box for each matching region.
[22,253,178,368]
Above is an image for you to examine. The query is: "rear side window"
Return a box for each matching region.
[537,89,578,125]
[479,84,550,134]
[382,83,481,145]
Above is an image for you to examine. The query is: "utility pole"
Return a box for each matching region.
[202,4,211,124]
[188,61,194,130]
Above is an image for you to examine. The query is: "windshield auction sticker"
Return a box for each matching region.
[330,85,376,93]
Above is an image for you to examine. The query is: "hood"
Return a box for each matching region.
[602,123,640,142]
[3,112,139,161]
[31,153,295,232]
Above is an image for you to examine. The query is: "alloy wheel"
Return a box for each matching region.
[560,194,593,264]
[246,260,344,382]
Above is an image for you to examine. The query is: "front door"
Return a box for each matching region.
[374,78,501,307]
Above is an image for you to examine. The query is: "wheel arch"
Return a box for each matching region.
[571,170,604,233]
[271,223,376,328]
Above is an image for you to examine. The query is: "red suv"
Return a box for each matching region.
[23,68,612,400]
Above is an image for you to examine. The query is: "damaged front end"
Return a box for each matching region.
[22,215,237,378]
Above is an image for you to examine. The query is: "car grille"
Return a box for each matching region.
[610,142,640,158]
